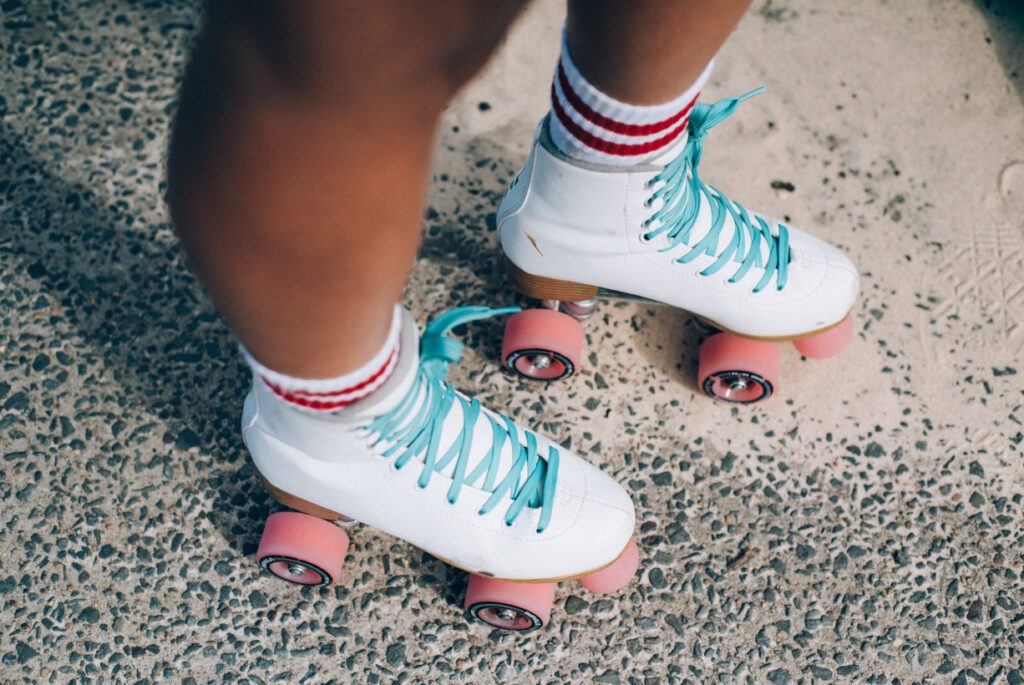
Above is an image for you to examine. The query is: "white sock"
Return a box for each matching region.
[241,305,401,412]
[548,30,713,166]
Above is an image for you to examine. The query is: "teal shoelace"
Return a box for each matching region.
[643,87,791,293]
[364,306,560,533]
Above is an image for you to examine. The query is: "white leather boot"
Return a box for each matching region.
[245,306,638,630]
[498,89,859,402]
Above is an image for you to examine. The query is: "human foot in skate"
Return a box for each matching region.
[244,306,638,631]
[498,57,858,401]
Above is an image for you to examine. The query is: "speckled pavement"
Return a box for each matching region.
[1,0,1022,683]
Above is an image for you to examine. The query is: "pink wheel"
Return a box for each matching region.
[257,512,349,587]
[578,538,639,594]
[502,308,584,381]
[464,575,556,631]
[698,333,781,403]
[792,315,853,359]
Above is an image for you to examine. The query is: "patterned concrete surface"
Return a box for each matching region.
[1,0,1022,682]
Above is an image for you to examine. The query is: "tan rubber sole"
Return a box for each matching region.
[258,471,632,584]
[505,256,599,301]
[505,256,850,343]
[260,474,343,520]
[433,537,634,585]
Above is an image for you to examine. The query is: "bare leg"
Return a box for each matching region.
[567,0,752,104]
[168,0,525,378]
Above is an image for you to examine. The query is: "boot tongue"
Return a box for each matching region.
[346,307,540,501]
[364,358,538,505]
[647,135,776,277]
[432,387,526,487]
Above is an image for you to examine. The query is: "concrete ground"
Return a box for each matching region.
[1,0,1022,682]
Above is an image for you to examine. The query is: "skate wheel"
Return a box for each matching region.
[256,512,349,587]
[465,576,556,631]
[792,315,853,359]
[578,538,639,594]
[698,333,780,403]
[502,308,584,381]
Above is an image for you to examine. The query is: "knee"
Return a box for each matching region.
[202,0,525,109]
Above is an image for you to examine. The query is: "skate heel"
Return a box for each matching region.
[258,473,344,522]
[504,257,598,302]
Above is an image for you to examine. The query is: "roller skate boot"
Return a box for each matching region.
[498,89,859,402]
[244,306,638,631]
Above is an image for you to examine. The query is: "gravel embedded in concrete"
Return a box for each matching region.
[1,0,1022,682]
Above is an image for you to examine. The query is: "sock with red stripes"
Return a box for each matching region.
[241,305,401,413]
[549,31,713,166]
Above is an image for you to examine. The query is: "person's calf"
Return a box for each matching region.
[166,0,526,379]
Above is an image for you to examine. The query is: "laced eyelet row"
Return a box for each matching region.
[367,306,561,535]
[636,88,791,293]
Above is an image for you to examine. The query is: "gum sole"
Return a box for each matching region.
[260,474,342,520]
[505,257,853,343]
[433,536,638,585]
[505,257,598,301]
[258,471,635,585]
[695,313,853,344]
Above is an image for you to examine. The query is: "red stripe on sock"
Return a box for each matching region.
[261,346,397,410]
[557,63,698,137]
[264,382,361,411]
[264,348,398,399]
[551,83,690,156]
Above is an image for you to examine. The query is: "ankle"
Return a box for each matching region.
[242,305,402,413]
[548,28,712,167]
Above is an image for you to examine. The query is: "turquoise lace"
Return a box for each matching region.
[364,306,560,533]
[643,87,791,293]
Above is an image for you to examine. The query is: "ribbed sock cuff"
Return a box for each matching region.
[549,29,713,166]
[241,305,402,412]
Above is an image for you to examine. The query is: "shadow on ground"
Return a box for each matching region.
[0,125,288,554]
[974,0,1024,101]
[0,124,486,609]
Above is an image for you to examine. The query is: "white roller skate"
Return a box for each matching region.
[244,306,638,631]
[498,89,859,402]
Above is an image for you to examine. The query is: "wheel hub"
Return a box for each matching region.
[702,370,772,404]
[505,347,574,381]
[529,354,552,369]
[727,376,749,392]
[471,602,542,631]
[260,554,332,586]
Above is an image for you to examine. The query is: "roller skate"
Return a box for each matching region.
[244,306,638,631]
[497,89,859,402]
